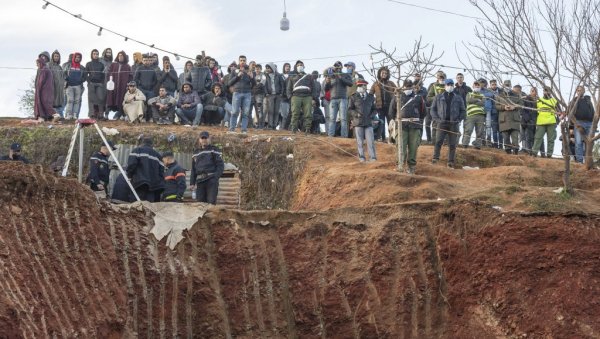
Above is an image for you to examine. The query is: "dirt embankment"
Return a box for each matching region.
[1,161,600,338]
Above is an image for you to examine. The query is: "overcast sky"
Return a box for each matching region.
[0,0,500,117]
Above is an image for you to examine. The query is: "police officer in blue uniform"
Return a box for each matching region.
[190,131,224,204]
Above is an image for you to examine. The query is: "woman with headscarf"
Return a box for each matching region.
[106,51,132,119]
[34,58,58,122]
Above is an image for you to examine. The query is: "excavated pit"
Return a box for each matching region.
[1,161,600,338]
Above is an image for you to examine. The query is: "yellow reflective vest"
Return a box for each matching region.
[536,97,558,125]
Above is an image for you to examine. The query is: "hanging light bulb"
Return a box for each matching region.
[174,54,180,61]
[280,0,289,31]
[97,27,103,36]
[42,2,49,9]
[124,37,128,41]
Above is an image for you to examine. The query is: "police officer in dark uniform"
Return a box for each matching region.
[190,131,224,204]
[86,141,117,193]
[0,143,29,163]
[161,151,187,202]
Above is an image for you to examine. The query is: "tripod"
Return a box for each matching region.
[61,118,141,202]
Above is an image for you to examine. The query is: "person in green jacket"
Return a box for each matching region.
[462,80,486,149]
[532,86,559,158]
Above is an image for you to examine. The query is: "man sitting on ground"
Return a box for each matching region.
[148,86,176,125]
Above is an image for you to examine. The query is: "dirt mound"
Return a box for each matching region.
[2,161,600,337]
[292,142,600,213]
[442,213,600,338]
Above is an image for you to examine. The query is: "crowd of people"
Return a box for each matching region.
[29,48,597,175]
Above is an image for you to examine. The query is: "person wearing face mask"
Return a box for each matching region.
[426,71,448,145]
[495,80,524,155]
[461,81,486,149]
[430,79,466,168]
[287,60,318,133]
[532,86,559,157]
[388,79,426,174]
[344,61,364,98]
[349,79,377,162]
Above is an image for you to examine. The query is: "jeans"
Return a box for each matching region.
[574,120,592,163]
[354,126,377,161]
[279,101,290,130]
[433,121,459,164]
[65,85,83,119]
[329,98,349,137]
[424,108,434,142]
[264,94,282,129]
[321,99,330,134]
[176,104,203,125]
[490,112,503,148]
[253,93,265,128]
[223,102,232,126]
[230,92,252,132]
[462,114,485,147]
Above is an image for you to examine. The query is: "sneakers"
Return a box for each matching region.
[447,162,454,169]
[407,166,416,175]
[432,159,439,164]
[367,158,377,163]
[359,158,366,163]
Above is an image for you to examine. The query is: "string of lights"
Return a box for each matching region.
[41,0,191,61]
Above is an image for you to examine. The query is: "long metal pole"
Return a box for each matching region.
[93,123,141,202]
[78,127,84,183]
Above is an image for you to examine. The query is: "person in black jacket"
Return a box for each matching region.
[86,140,117,193]
[190,131,224,204]
[201,83,227,125]
[228,55,256,133]
[570,85,595,163]
[349,79,377,162]
[264,63,285,129]
[430,79,466,168]
[287,60,318,134]
[161,151,186,202]
[157,56,178,97]
[126,135,165,202]
[389,80,426,174]
[85,49,106,119]
[134,54,158,122]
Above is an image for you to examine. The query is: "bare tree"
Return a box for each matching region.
[469,0,598,193]
[561,0,600,170]
[367,37,443,171]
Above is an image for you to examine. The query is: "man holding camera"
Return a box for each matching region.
[325,61,353,137]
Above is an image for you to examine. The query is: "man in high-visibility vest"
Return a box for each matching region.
[532,86,559,158]
[462,80,486,149]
